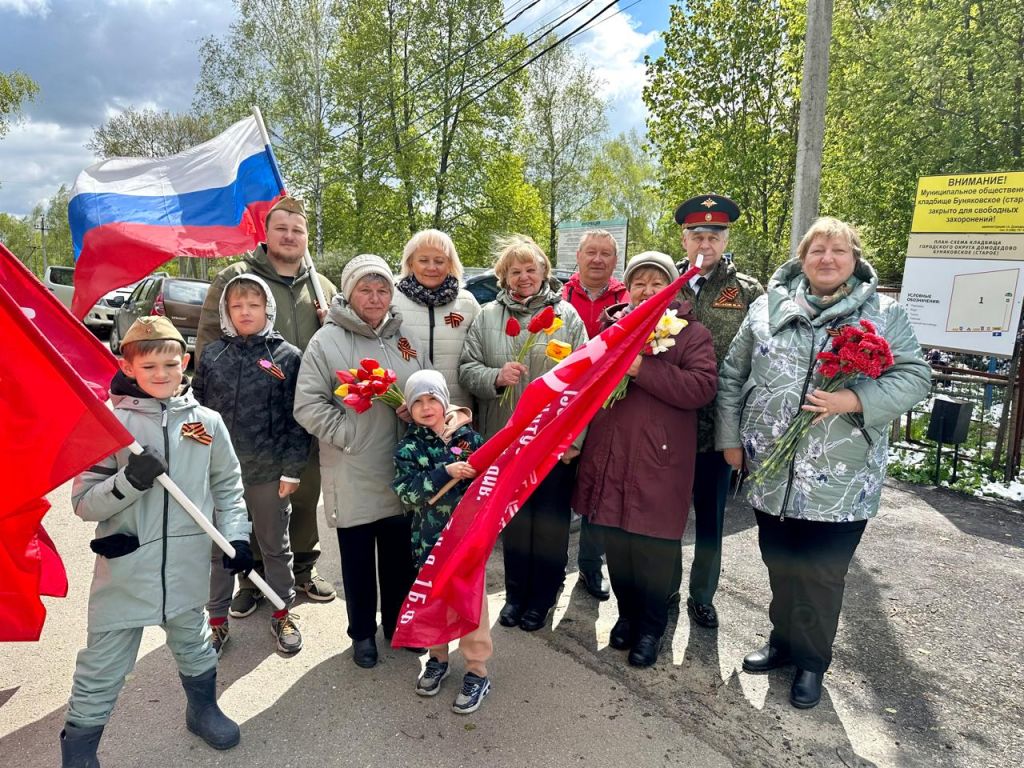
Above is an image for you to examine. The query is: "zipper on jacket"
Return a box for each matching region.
[160,403,170,624]
[427,305,435,363]
[229,350,243,434]
[858,426,873,447]
[778,319,836,519]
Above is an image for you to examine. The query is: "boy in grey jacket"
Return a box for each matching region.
[61,316,253,767]
[194,274,309,656]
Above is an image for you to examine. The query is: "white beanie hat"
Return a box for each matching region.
[341,253,395,301]
[624,250,679,286]
[403,369,450,412]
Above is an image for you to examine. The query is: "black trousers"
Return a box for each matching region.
[601,525,681,638]
[755,510,867,674]
[335,515,414,641]
[502,459,574,613]
[687,450,732,604]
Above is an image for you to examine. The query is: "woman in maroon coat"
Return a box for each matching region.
[573,251,718,668]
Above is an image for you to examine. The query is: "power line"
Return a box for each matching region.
[350,0,636,182]
[322,1,589,148]
[330,1,602,175]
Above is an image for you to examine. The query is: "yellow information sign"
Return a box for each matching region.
[911,172,1024,233]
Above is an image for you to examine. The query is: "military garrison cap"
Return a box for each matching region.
[674,194,740,231]
[121,316,185,348]
[265,195,306,226]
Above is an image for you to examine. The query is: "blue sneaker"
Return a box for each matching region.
[452,672,490,714]
[416,657,450,697]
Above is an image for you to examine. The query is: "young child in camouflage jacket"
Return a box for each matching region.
[391,370,491,714]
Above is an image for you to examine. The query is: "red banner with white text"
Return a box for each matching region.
[391,267,699,648]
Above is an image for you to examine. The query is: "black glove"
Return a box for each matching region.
[90,533,140,559]
[124,446,168,490]
[222,540,254,575]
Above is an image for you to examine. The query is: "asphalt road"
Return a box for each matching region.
[1,479,1021,767]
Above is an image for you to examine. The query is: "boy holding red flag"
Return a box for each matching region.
[61,317,253,766]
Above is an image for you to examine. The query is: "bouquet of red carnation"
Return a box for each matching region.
[335,357,404,414]
[498,305,565,406]
[749,319,894,486]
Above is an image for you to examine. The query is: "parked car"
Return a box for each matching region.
[463,268,575,306]
[110,276,210,354]
[82,281,143,333]
[43,265,76,309]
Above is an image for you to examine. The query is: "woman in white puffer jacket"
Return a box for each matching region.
[391,229,481,408]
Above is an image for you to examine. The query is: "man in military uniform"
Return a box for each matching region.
[196,196,339,614]
[673,194,764,629]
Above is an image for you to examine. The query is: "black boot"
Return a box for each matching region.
[790,669,824,709]
[179,668,240,750]
[60,723,103,768]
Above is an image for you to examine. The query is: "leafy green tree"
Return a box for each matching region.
[0,212,37,272]
[0,70,37,139]
[580,131,674,256]
[195,0,531,264]
[523,35,607,258]
[87,108,216,158]
[822,0,1024,282]
[195,0,344,261]
[645,0,804,282]
[456,151,546,267]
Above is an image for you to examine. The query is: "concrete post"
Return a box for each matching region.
[789,0,835,256]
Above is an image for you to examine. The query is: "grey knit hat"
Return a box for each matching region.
[624,250,679,286]
[340,253,395,301]
[403,369,450,412]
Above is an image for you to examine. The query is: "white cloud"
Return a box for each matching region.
[0,0,50,16]
[505,0,659,136]
[573,6,659,133]
[0,119,93,214]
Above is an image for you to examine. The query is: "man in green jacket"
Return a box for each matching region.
[673,194,764,630]
[196,196,338,613]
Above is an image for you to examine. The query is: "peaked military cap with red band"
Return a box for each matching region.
[673,194,741,231]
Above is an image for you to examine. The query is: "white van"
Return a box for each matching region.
[43,265,75,309]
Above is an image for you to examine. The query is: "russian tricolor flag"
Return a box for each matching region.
[67,116,284,319]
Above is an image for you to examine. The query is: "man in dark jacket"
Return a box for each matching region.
[196,196,338,614]
[673,195,764,630]
[561,229,627,601]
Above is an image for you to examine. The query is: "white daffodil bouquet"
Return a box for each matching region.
[603,308,689,408]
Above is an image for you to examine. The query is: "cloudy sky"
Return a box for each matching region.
[0,0,669,217]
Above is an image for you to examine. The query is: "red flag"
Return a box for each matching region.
[392,266,701,648]
[0,244,132,641]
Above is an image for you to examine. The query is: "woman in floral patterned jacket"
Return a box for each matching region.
[716,217,930,710]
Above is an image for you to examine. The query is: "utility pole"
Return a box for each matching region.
[789,0,835,256]
[36,214,48,271]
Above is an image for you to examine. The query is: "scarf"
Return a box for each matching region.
[794,276,859,317]
[397,274,460,307]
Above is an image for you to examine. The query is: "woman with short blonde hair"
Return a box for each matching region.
[492,234,551,290]
[393,229,480,407]
[399,229,466,281]
[459,233,587,633]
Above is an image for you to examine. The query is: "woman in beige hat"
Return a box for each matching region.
[294,254,425,669]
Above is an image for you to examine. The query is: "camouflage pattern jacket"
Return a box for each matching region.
[677,257,765,452]
[391,407,485,567]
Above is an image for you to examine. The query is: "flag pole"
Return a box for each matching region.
[250,105,329,318]
[128,441,286,611]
